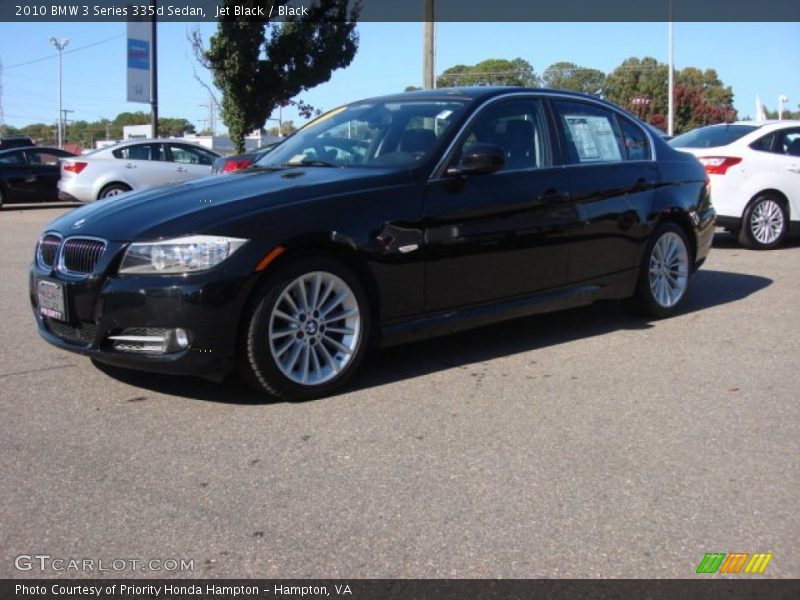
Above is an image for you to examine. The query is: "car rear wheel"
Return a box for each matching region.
[738,194,788,250]
[99,183,131,199]
[634,223,691,319]
[241,257,370,401]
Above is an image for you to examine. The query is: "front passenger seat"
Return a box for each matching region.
[498,120,535,170]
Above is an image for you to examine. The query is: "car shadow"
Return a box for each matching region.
[713,229,800,249]
[92,268,772,405]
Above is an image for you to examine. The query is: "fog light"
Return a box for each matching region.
[174,328,190,349]
[109,327,192,354]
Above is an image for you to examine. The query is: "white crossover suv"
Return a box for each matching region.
[58,139,220,203]
[670,121,800,249]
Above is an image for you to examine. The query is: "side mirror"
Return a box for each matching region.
[448,143,505,176]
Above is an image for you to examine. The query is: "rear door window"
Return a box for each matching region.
[0,152,24,165]
[776,129,800,156]
[113,143,165,161]
[552,100,625,164]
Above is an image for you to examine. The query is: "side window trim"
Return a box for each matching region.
[440,96,554,176]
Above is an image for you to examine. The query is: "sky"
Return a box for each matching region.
[0,21,798,137]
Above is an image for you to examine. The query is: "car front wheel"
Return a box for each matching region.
[738,194,788,250]
[634,223,691,319]
[241,257,370,401]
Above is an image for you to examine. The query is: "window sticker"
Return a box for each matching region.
[564,115,622,162]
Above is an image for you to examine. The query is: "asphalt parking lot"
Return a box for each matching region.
[1,205,798,579]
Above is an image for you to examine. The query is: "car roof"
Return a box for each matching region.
[361,86,625,110]
[89,138,217,155]
[115,138,210,146]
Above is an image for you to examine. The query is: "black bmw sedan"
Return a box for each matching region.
[30,88,714,400]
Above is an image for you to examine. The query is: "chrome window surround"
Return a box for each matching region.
[429,91,658,181]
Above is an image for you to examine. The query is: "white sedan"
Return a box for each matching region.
[58,139,220,203]
[670,121,800,249]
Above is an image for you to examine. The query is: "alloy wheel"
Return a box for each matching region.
[750,199,785,246]
[267,271,361,386]
[648,231,689,308]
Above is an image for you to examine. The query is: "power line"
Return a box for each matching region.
[4,34,124,70]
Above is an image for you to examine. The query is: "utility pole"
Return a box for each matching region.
[423,0,435,89]
[50,37,69,148]
[61,109,74,145]
[199,94,216,136]
[149,0,159,138]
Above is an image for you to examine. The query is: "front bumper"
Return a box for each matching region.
[29,257,259,378]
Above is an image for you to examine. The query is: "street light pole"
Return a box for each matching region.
[50,37,69,149]
[667,18,674,137]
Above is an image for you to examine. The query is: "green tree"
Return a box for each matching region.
[267,120,297,137]
[603,56,668,126]
[159,118,196,137]
[20,123,56,145]
[764,104,800,120]
[604,57,736,133]
[201,0,359,153]
[437,58,540,88]
[542,61,605,96]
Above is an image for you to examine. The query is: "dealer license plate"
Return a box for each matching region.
[37,279,66,321]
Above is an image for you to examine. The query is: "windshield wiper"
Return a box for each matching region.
[281,159,340,168]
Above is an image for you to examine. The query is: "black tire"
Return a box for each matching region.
[99,183,131,199]
[633,222,692,319]
[240,256,371,401]
[0,185,5,208]
[737,194,788,250]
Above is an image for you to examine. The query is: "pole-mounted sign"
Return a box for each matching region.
[126,19,150,104]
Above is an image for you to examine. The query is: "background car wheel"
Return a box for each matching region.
[0,185,5,208]
[99,183,131,199]
[241,257,370,401]
[633,222,692,319]
[738,194,788,250]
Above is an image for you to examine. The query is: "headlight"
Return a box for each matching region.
[119,235,248,274]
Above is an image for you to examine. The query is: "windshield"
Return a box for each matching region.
[257,99,469,169]
[669,124,760,148]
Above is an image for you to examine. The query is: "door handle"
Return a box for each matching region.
[632,177,653,190]
[175,167,188,173]
[788,166,800,173]
[125,163,136,169]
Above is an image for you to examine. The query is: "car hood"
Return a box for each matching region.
[45,166,405,241]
